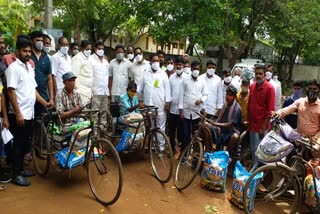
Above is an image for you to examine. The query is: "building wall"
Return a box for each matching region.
[105,33,185,54]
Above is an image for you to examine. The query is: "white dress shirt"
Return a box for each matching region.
[5,59,37,119]
[51,50,72,92]
[72,52,93,105]
[109,58,132,96]
[169,72,187,115]
[89,54,109,96]
[130,59,150,86]
[178,75,208,120]
[138,69,171,111]
[268,79,282,111]
[199,73,223,115]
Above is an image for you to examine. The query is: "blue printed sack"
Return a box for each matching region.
[228,161,263,212]
[200,151,229,192]
[56,147,86,169]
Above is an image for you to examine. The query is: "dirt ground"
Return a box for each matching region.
[0,152,303,214]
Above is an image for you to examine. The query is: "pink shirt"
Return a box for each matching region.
[277,97,320,139]
[3,53,35,68]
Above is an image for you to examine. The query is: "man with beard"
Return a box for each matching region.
[248,64,275,171]
[157,50,166,71]
[5,38,50,186]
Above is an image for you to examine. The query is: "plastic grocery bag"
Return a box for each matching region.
[304,174,320,209]
[56,147,86,169]
[228,161,263,212]
[200,151,229,192]
[256,130,294,163]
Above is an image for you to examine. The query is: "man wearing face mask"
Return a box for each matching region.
[199,59,223,120]
[281,81,303,129]
[179,61,208,152]
[222,69,241,102]
[126,46,134,63]
[248,64,275,171]
[169,57,186,154]
[51,37,72,94]
[72,40,93,105]
[108,44,132,101]
[183,60,191,75]
[265,65,282,111]
[165,57,175,77]
[138,54,171,151]
[89,41,109,112]
[130,47,150,101]
[236,79,250,123]
[30,31,54,117]
[42,34,52,57]
[70,43,80,57]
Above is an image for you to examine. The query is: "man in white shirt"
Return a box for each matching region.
[179,61,208,151]
[51,37,72,94]
[130,47,150,100]
[266,65,282,111]
[72,40,93,105]
[5,38,50,186]
[165,57,175,77]
[222,68,241,102]
[199,60,223,120]
[89,41,109,111]
[169,57,186,153]
[108,44,132,101]
[138,54,171,150]
[126,46,134,63]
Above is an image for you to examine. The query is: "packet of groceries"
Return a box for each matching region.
[304,174,320,209]
[200,151,229,192]
[228,161,263,212]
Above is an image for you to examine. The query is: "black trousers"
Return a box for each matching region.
[8,114,34,177]
[168,113,184,151]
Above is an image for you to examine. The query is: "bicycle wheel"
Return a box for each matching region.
[174,136,203,190]
[243,164,301,214]
[32,120,50,176]
[149,129,173,183]
[87,138,123,206]
[97,110,114,136]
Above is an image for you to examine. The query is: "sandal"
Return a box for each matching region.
[0,185,5,191]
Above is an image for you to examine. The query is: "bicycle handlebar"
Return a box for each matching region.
[138,106,158,112]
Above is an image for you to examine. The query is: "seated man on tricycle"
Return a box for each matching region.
[119,81,144,116]
[202,85,242,153]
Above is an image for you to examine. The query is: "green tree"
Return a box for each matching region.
[0,0,34,47]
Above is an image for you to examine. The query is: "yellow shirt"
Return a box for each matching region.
[236,92,249,122]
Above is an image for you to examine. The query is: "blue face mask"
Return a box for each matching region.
[292,89,303,100]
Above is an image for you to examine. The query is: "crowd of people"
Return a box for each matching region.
[0,31,320,192]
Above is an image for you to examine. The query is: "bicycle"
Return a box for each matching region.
[242,117,320,213]
[174,110,251,190]
[101,104,173,183]
[32,107,123,206]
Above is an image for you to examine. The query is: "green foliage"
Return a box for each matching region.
[0,0,33,47]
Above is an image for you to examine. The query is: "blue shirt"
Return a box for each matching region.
[31,51,52,101]
[120,92,139,116]
[282,97,297,129]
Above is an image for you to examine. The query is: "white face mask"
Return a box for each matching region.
[192,69,200,78]
[176,69,183,75]
[207,68,215,75]
[127,53,134,60]
[265,71,272,80]
[151,62,160,71]
[135,54,143,62]
[167,64,174,71]
[72,49,79,56]
[83,50,91,57]
[43,46,51,54]
[96,49,104,57]
[35,41,43,51]
[60,46,69,55]
[116,53,124,60]
[224,76,232,84]
[184,67,191,74]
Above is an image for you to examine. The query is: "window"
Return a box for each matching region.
[172,43,178,49]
